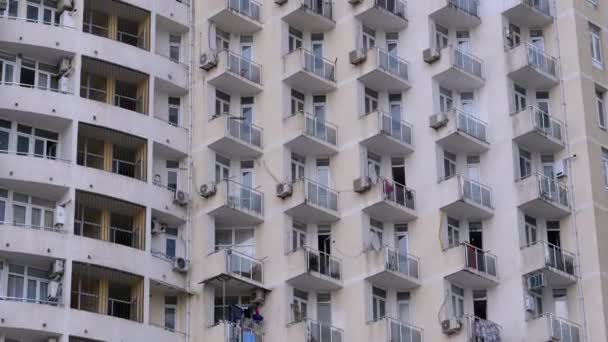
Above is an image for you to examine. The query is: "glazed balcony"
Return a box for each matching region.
[284,112,338,157]
[365,245,420,290]
[433,46,484,90]
[439,175,494,220]
[207,115,263,159]
[528,313,580,342]
[287,319,343,342]
[512,106,564,153]
[361,178,417,222]
[516,173,570,219]
[503,0,553,27]
[283,178,340,224]
[209,0,262,34]
[356,47,410,92]
[429,0,480,29]
[286,246,342,291]
[281,0,335,32]
[360,110,414,155]
[507,42,558,89]
[201,249,265,290]
[283,48,336,93]
[207,322,263,342]
[206,179,264,226]
[353,0,408,31]
[368,317,423,342]
[522,241,577,287]
[444,243,498,288]
[207,50,263,95]
[432,109,489,153]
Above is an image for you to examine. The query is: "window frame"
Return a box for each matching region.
[590,23,603,68]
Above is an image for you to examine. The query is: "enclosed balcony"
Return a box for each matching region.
[512,106,564,153]
[444,315,502,342]
[207,115,263,159]
[286,246,342,291]
[209,0,262,34]
[201,249,266,291]
[206,179,264,226]
[433,46,484,90]
[83,0,151,50]
[359,111,414,155]
[503,0,553,27]
[283,48,336,93]
[439,175,494,220]
[516,173,570,219]
[365,245,420,290]
[207,322,263,342]
[284,112,338,157]
[207,50,263,95]
[283,178,340,224]
[444,243,498,288]
[149,280,189,336]
[287,319,343,342]
[360,178,417,222]
[432,109,489,153]
[429,0,480,29]
[368,317,423,342]
[353,0,408,31]
[507,43,558,89]
[522,241,577,287]
[528,313,581,342]
[281,0,335,32]
[355,47,410,92]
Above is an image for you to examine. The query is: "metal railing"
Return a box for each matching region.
[303,246,342,281]
[298,48,336,82]
[108,297,136,321]
[224,179,264,216]
[451,46,483,79]
[462,315,502,342]
[1,14,77,29]
[71,291,98,312]
[383,317,423,342]
[377,111,413,145]
[0,149,70,163]
[224,322,263,342]
[376,47,409,81]
[301,0,333,20]
[462,242,497,279]
[449,0,479,17]
[527,241,576,277]
[374,0,407,19]
[303,178,339,212]
[533,172,569,208]
[80,86,107,103]
[114,94,143,113]
[109,225,141,250]
[305,318,343,342]
[226,248,264,284]
[381,178,415,210]
[223,50,262,85]
[454,109,488,143]
[543,313,581,342]
[116,30,146,49]
[525,42,557,77]
[226,116,263,149]
[383,245,419,279]
[112,158,144,180]
[523,0,552,17]
[521,106,563,143]
[302,112,338,146]
[0,80,74,95]
[458,175,493,209]
[77,151,104,170]
[153,115,189,131]
[227,0,261,22]
[1,221,65,233]
[1,295,62,306]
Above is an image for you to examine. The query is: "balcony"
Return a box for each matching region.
[444,243,498,288]
[283,178,340,224]
[201,249,266,290]
[360,179,417,222]
[207,322,263,342]
[206,179,264,226]
[209,0,263,34]
[365,245,420,290]
[283,48,336,93]
[360,111,414,155]
[433,46,484,90]
[512,106,564,153]
[287,319,343,342]
[528,313,581,342]
[353,0,408,31]
[207,50,263,95]
[432,109,489,153]
[286,246,342,291]
[368,317,423,342]
[284,112,338,157]
[516,173,570,219]
[507,43,558,89]
[503,0,553,27]
[355,47,410,92]
[430,0,480,29]
[445,315,502,342]
[522,241,577,286]
[281,0,335,32]
[439,175,494,220]
[207,115,263,159]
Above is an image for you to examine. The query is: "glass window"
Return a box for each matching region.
[447,217,460,248]
[288,27,303,52]
[590,23,603,66]
[292,288,308,321]
[215,90,230,116]
[291,153,305,181]
[514,84,527,112]
[169,97,180,126]
[519,148,532,179]
[435,24,449,50]
[216,29,230,50]
[443,150,456,179]
[364,87,378,114]
[506,24,521,49]
[369,218,383,248]
[597,89,606,129]
[0,119,10,153]
[291,220,306,251]
[169,34,181,63]
[439,87,453,113]
[165,296,177,330]
[524,215,537,246]
[450,284,464,318]
[372,286,386,321]
[602,148,608,188]
[291,89,305,114]
[362,26,376,52]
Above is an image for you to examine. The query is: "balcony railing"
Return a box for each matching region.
[114,94,143,113]
[224,179,264,216]
[524,42,557,77]
[454,109,488,143]
[116,30,146,49]
[224,322,263,342]
[301,0,333,20]
[0,149,70,163]
[108,297,136,320]
[381,178,415,210]
[302,113,338,146]
[1,295,62,306]
[521,106,563,143]
[378,111,413,145]
[226,116,263,149]
[1,80,74,95]
[522,0,551,16]
[305,318,343,342]
[462,315,501,342]
[462,242,497,279]
[376,48,409,81]
[383,245,419,279]
[303,178,338,212]
[109,225,141,249]
[112,158,144,180]
[298,48,336,82]
[449,0,479,17]
[373,0,407,19]
[457,175,493,209]
[80,86,107,103]
[529,241,576,277]
[225,248,264,284]
[224,50,262,85]
[227,0,261,22]
[303,246,342,281]
[451,46,483,79]
[541,313,581,342]
[531,173,569,208]
[383,317,423,342]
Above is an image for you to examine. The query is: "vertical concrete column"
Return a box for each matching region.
[143,277,151,324]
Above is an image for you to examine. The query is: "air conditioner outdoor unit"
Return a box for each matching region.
[200,182,217,198]
[151,219,166,234]
[174,190,190,206]
[276,182,293,199]
[59,57,72,74]
[554,159,567,179]
[524,294,537,313]
[0,0,7,12]
[526,273,546,291]
[423,47,441,64]
[429,113,449,129]
[349,49,367,65]
[54,206,65,228]
[173,257,188,273]
[274,0,287,5]
[47,279,61,301]
[200,52,218,71]
[251,288,265,304]
[353,177,371,193]
[50,260,65,278]
[57,0,74,12]
[441,318,462,335]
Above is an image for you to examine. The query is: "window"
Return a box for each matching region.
[0,51,16,85]
[291,220,307,251]
[435,24,449,50]
[590,23,603,66]
[443,150,456,180]
[524,215,537,246]
[372,287,386,321]
[215,154,230,183]
[364,87,379,114]
[0,189,7,223]
[214,295,250,323]
[602,148,608,188]
[439,87,453,113]
[397,292,411,323]
[292,288,308,321]
[289,27,303,52]
[1,0,18,17]
[11,192,54,229]
[450,284,464,318]
[369,218,383,247]
[291,89,305,115]
[166,160,179,191]
[215,227,255,256]
[216,29,230,50]
[528,288,543,316]
[317,292,332,323]
[519,148,532,179]
[165,227,178,258]
[165,296,177,330]
[168,97,180,126]
[215,90,230,116]
[447,217,460,248]
[597,88,606,129]
[514,84,527,112]
[291,153,305,182]
[367,152,381,184]
[8,264,49,303]
[169,34,181,63]
[506,23,521,49]
[362,26,376,52]
[0,119,10,153]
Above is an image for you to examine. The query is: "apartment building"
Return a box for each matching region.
[3,0,608,341]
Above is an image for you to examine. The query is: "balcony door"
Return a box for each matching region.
[318,226,331,277]
[397,292,410,323]
[460,92,474,116]
[240,160,254,210]
[535,91,551,133]
[316,158,330,208]
[553,289,569,319]
[389,94,402,140]
[473,290,487,320]
[313,95,327,141]
[466,155,482,204]
[456,31,471,52]
[395,224,409,274]
[386,32,399,73]
[240,97,254,143]
[311,34,324,76]
[240,36,253,78]
[391,157,406,206]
